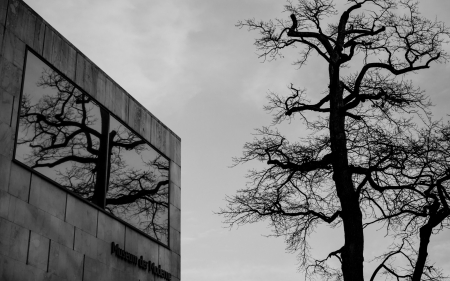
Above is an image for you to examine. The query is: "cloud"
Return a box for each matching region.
[181,228,225,244]
[183,261,299,281]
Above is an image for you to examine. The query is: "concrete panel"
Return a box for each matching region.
[150,117,161,151]
[86,57,99,96]
[0,56,22,97]
[134,229,159,263]
[48,241,84,281]
[74,51,84,87]
[122,271,137,281]
[124,228,159,277]
[0,0,7,27]
[170,161,181,188]
[83,256,108,281]
[142,233,159,264]
[158,245,171,273]
[1,29,25,69]
[168,133,181,166]
[143,270,155,281]
[0,89,14,125]
[128,98,142,135]
[96,70,106,105]
[124,226,138,255]
[42,212,74,249]
[74,227,97,259]
[168,134,176,163]
[160,127,169,158]
[135,268,151,281]
[115,231,158,278]
[0,122,14,157]
[64,39,77,81]
[110,266,130,281]
[75,53,98,97]
[9,195,45,230]
[104,74,113,111]
[24,7,37,46]
[97,211,125,244]
[0,154,11,192]
[11,198,73,248]
[29,174,66,220]
[0,218,13,253]
[170,227,180,255]
[50,30,63,68]
[42,25,54,64]
[171,252,180,279]
[13,261,47,281]
[49,31,76,81]
[165,129,172,160]
[95,238,112,267]
[33,16,45,55]
[0,254,15,280]
[65,194,97,236]
[36,270,68,281]
[21,7,37,47]
[140,109,152,142]
[113,85,128,123]
[0,190,10,218]
[8,162,31,201]
[169,182,181,210]
[96,238,124,272]
[5,0,35,46]
[51,29,63,69]
[28,231,50,271]
[169,204,180,233]
[0,220,29,263]
[174,136,181,167]
[0,23,3,56]
[8,223,29,262]
[150,118,168,154]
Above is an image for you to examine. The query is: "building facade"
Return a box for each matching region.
[0,0,181,280]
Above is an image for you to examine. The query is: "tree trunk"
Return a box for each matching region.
[92,107,110,208]
[412,225,432,281]
[412,209,449,281]
[329,65,365,281]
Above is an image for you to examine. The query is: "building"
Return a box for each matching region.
[0,0,181,280]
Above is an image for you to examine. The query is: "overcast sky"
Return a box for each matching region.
[23,1,450,280]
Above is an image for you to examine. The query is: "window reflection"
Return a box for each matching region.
[15,51,170,245]
[106,117,169,244]
[16,52,103,201]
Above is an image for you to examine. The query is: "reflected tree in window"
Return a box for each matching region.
[17,62,106,204]
[16,52,169,244]
[107,118,169,243]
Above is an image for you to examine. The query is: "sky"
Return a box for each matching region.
[22,1,450,280]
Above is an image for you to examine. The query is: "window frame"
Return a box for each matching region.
[13,47,171,248]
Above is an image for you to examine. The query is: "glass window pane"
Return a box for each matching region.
[15,51,104,202]
[106,116,169,244]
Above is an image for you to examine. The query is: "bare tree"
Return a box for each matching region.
[220,1,450,280]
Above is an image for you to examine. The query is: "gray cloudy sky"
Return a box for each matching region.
[24,1,450,280]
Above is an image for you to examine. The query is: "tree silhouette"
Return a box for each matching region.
[16,54,169,242]
[220,1,450,280]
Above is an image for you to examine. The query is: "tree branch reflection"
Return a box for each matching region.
[16,53,169,243]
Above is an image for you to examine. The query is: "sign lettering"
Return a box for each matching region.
[111,242,172,280]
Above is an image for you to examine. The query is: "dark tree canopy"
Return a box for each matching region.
[220,1,450,280]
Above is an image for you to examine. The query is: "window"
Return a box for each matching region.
[15,50,169,244]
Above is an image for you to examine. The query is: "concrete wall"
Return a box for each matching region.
[0,0,181,280]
